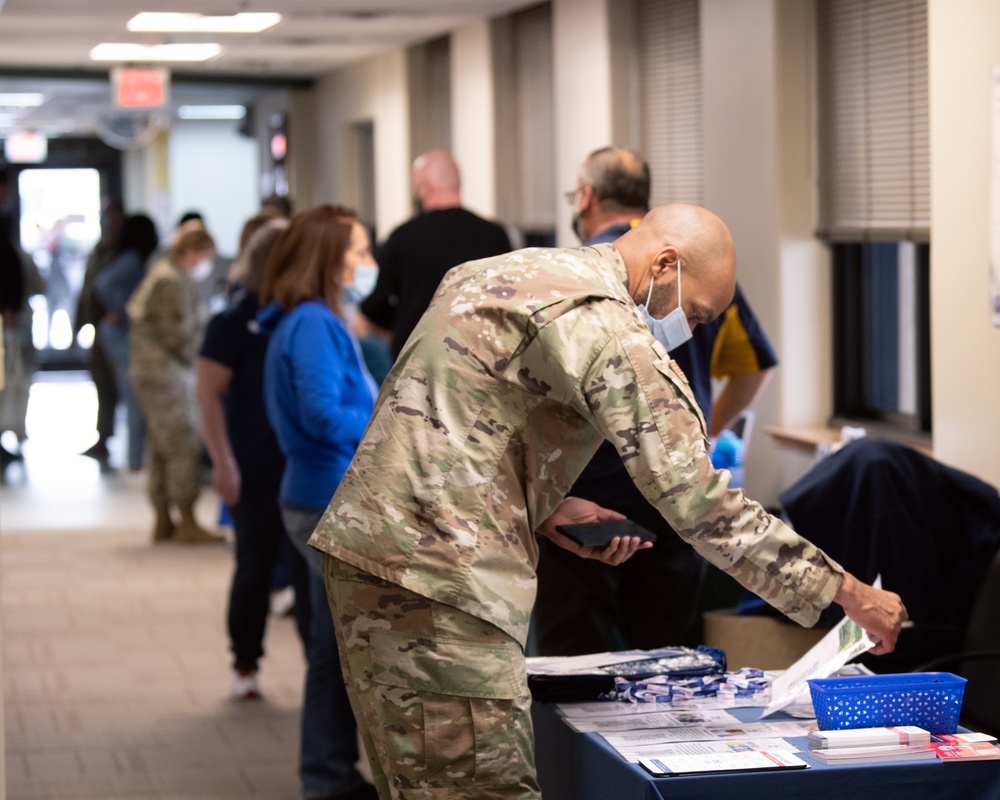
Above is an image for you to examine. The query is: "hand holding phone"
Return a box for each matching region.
[538,497,654,566]
[555,519,658,548]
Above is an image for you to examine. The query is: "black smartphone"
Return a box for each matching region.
[555,519,658,548]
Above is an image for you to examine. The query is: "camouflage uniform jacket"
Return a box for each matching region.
[309,244,844,646]
[127,256,204,384]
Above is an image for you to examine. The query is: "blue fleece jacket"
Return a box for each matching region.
[258,299,376,508]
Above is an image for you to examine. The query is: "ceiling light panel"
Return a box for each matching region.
[128,12,282,33]
[0,93,45,107]
[177,105,247,120]
[90,43,222,62]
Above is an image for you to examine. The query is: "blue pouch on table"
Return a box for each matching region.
[526,645,726,703]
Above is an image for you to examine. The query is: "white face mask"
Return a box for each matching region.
[190,257,213,283]
[344,262,379,305]
[636,259,693,353]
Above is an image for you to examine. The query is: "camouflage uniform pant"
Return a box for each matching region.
[323,556,541,800]
[131,377,201,509]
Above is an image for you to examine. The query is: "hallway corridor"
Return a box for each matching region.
[2,374,308,799]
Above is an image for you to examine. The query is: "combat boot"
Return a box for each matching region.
[175,507,223,544]
[153,505,175,542]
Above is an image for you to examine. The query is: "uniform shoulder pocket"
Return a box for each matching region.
[649,340,707,436]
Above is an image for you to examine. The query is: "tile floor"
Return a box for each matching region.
[1,374,353,799]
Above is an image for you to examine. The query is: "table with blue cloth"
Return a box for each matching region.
[532,703,1000,800]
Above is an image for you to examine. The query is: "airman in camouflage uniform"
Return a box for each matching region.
[128,225,220,544]
[309,204,907,799]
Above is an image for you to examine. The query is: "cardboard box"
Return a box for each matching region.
[702,608,827,670]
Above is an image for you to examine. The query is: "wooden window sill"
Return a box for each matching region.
[766,423,932,458]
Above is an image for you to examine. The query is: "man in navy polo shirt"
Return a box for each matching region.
[533,146,779,655]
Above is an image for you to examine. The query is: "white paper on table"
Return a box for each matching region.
[557,701,679,720]
[526,647,689,675]
[601,721,814,749]
[639,750,808,776]
[760,576,882,718]
[567,708,739,733]
[613,737,802,763]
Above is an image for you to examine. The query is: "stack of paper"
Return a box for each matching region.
[809,744,937,765]
[807,726,935,765]
[808,726,930,750]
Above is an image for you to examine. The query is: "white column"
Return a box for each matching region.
[552,0,616,246]
[702,0,829,500]
[928,0,1000,484]
[451,21,498,219]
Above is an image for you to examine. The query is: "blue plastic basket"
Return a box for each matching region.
[807,672,966,733]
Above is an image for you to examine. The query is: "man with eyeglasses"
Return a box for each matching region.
[534,146,779,657]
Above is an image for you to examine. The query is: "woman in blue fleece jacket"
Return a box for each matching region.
[258,205,378,800]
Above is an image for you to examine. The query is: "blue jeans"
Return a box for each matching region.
[281,501,364,800]
[97,321,145,470]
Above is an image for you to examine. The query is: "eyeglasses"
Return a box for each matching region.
[563,187,581,206]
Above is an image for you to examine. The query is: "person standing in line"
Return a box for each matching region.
[0,244,45,468]
[0,167,33,467]
[258,205,379,800]
[0,169,23,334]
[309,204,907,799]
[534,146,780,655]
[197,217,312,700]
[76,200,125,465]
[226,207,290,290]
[354,149,512,359]
[127,222,220,544]
[93,214,158,471]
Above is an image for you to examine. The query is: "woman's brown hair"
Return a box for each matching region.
[231,218,289,294]
[260,205,357,314]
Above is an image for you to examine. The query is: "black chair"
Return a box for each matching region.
[774,440,1000,671]
[914,545,1000,737]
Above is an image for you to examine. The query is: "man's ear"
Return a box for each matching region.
[650,245,680,278]
[578,184,596,213]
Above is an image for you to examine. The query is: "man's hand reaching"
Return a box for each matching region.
[834,572,908,655]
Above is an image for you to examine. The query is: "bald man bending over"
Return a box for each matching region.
[310,205,907,800]
[357,149,511,359]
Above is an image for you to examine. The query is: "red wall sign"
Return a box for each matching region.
[112,67,170,109]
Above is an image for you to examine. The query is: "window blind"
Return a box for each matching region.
[637,0,704,207]
[817,0,929,241]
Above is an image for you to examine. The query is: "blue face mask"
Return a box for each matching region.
[344,262,379,305]
[637,259,693,353]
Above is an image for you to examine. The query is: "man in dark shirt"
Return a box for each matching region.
[533,146,779,655]
[356,149,511,358]
[0,168,27,466]
[0,168,24,331]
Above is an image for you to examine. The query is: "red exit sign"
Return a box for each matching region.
[112,66,170,108]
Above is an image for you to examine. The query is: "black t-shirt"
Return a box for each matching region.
[0,214,24,316]
[198,289,284,488]
[360,207,512,358]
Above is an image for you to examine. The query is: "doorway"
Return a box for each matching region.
[18,167,102,357]
[5,136,123,370]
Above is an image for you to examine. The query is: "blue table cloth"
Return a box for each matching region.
[532,703,1000,800]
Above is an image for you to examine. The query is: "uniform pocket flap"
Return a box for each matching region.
[370,628,523,700]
